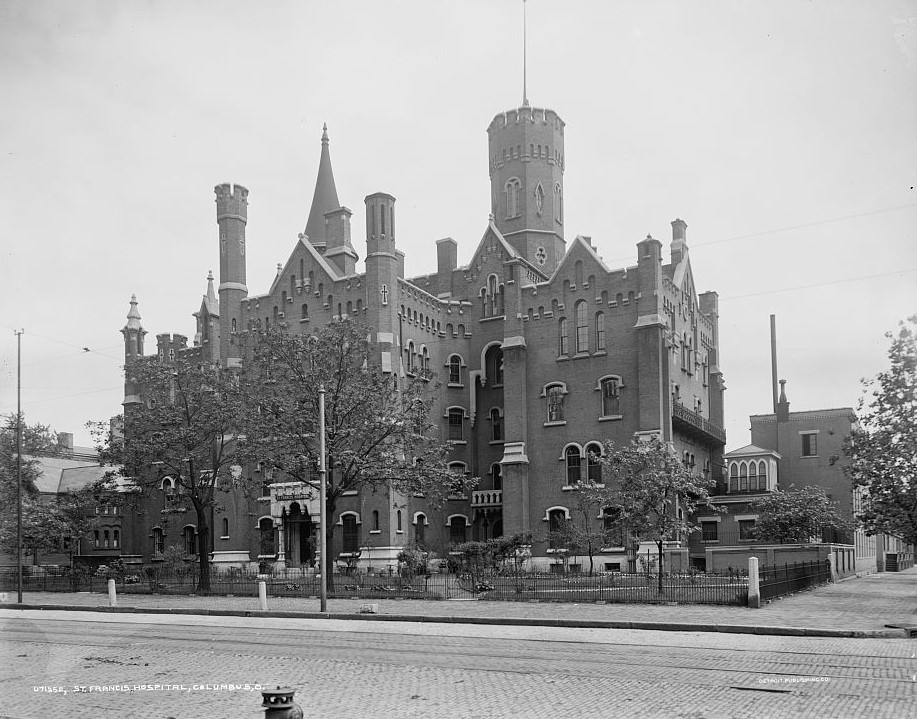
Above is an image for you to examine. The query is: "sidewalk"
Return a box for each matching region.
[3,568,915,638]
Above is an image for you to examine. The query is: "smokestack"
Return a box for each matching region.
[770,315,779,413]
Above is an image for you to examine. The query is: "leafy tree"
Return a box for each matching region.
[844,316,917,546]
[550,483,616,576]
[598,437,716,593]
[95,356,247,592]
[239,320,465,588]
[0,414,100,563]
[749,485,850,543]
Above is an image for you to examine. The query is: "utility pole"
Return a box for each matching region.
[15,329,24,604]
[319,384,327,613]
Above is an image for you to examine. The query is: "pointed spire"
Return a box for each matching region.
[522,0,529,107]
[206,270,216,301]
[125,294,143,331]
[304,123,340,244]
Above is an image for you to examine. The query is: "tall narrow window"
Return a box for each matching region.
[415,515,426,545]
[450,516,467,545]
[595,312,606,350]
[259,518,275,556]
[565,446,582,485]
[113,529,120,549]
[221,518,229,538]
[586,443,603,483]
[492,463,503,491]
[396,510,402,532]
[575,301,588,353]
[548,509,566,548]
[729,464,739,492]
[490,408,503,442]
[601,378,620,416]
[448,409,464,441]
[381,204,386,235]
[372,510,380,531]
[342,515,360,553]
[748,463,758,492]
[558,318,569,355]
[505,178,521,218]
[183,526,196,556]
[152,528,164,555]
[448,355,462,384]
[739,463,748,491]
[547,385,565,422]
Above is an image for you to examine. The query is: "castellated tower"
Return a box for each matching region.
[215,183,249,368]
[487,105,566,273]
[364,192,399,373]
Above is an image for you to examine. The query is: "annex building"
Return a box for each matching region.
[120,95,727,574]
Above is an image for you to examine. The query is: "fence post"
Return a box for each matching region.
[747,557,760,608]
[108,578,117,607]
[826,554,836,582]
[258,580,268,611]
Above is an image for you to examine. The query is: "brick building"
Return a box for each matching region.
[120,99,726,573]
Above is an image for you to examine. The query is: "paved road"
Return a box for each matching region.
[1,609,914,718]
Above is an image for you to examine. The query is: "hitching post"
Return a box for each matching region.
[258,580,268,611]
[108,578,117,607]
[748,556,760,608]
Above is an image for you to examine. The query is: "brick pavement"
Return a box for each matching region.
[2,568,915,637]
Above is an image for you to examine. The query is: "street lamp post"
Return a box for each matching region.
[15,329,23,604]
[318,384,327,613]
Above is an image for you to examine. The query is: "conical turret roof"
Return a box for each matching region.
[304,123,340,243]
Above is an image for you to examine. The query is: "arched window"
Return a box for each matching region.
[103,529,110,548]
[758,461,768,490]
[490,408,503,442]
[575,301,588,353]
[505,178,521,218]
[491,463,503,491]
[554,182,563,223]
[113,529,120,548]
[729,463,739,492]
[94,530,100,548]
[748,462,758,492]
[485,345,504,385]
[602,507,624,546]
[301,303,309,319]
[488,274,499,316]
[259,518,275,556]
[415,514,426,545]
[565,446,582,485]
[372,510,380,531]
[449,516,467,545]
[448,408,464,441]
[595,312,606,350]
[546,384,565,422]
[739,463,748,491]
[406,341,416,374]
[586,443,603,483]
[448,355,462,385]
[342,514,360,553]
[558,318,569,356]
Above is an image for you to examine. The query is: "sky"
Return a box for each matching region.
[1,0,915,450]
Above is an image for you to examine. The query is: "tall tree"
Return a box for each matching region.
[844,315,917,546]
[96,357,247,592]
[0,414,100,562]
[544,486,611,576]
[598,437,716,593]
[749,485,850,544]
[239,320,462,588]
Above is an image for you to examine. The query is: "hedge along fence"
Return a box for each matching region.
[0,567,749,606]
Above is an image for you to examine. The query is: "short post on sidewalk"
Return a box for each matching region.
[259,580,268,611]
[107,578,117,608]
[747,556,760,608]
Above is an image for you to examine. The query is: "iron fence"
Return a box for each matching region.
[0,566,749,605]
[758,560,830,602]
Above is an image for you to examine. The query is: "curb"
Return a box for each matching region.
[3,603,908,639]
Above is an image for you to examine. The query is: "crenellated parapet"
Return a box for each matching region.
[214,183,249,222]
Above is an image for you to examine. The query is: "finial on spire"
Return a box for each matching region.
[206,270,215,300]
[321,122,329,144]
[522,0,529,107]
[125,294,143,330]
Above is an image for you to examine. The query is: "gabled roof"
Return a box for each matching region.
[546,235,612,283]
[303,124,340,244]
[25,454,106,494]
[461,218,546,282]
[725,444,782,459]
[263,236,354,299]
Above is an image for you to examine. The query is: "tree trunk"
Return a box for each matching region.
[194,504,211,593]
[657,540,664,595]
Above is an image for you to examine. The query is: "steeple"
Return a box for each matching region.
[304,123,341,245]
[121,294,146,407]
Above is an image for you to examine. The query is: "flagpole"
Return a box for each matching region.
[319,384,327,613]
[15,329,24,604]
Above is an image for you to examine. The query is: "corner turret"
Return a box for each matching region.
[121,294,146,407]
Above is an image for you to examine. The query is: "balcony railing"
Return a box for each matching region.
[471,489,503,508]
[672,402,726,445]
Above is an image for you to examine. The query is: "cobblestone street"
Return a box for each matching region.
[2,610,916,718]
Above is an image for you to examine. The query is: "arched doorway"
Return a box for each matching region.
[283,502,315,567]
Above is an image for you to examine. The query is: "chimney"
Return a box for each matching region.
[437,237,457,276]
[671,218,687,265]
[58,432,74,453]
